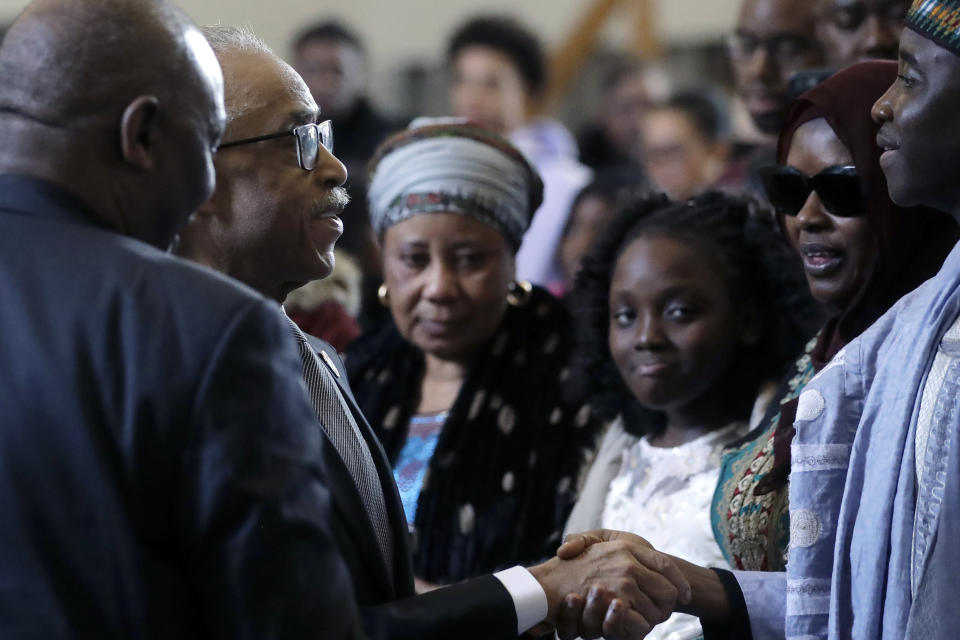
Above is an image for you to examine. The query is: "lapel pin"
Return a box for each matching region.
[319,350,341,378]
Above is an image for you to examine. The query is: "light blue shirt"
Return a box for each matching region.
[393,412,447,526]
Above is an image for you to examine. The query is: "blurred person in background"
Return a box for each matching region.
[815,0,909,67]
[293,20,397,329]
[447,15,591,287]
[553,172,643,297]
[347,120,602,588]
[639,91,733,201]
[726,0,825,188]
[284,249,362,352]
[577,58,650,177]
[729,0,824,140]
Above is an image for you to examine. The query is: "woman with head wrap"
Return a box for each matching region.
[345,120,601,586]
[711,60,959,580]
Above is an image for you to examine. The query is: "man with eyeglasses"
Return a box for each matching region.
[729,0,825,139]
[725,0,825,196]
[179,24,694,640]
[178,26,348,301]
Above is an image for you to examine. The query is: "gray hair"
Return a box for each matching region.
[201,25,275,123]
[201,24,273,57]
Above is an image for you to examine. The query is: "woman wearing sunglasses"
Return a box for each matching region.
[697,60,960,633]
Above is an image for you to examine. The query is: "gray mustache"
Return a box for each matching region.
[327,187,350,210]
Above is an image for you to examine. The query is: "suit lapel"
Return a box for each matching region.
[313,343,415,598]
[316,426,396,599]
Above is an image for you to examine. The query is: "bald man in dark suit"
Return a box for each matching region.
[0,2,359,638]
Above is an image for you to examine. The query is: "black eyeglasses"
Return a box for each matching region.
[216,120,333,171]
[726,32,819,64]
[759,164,865,218]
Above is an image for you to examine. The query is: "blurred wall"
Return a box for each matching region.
[0,0,740,110]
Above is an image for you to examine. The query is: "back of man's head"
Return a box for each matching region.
[0,0,226,249]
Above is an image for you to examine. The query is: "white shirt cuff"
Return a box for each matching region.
[493,565,549,634]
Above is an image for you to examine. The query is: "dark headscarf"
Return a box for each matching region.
[757,61,959,494]
[777,60,959,368]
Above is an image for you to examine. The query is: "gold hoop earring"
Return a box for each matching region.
[377,283,390,307]
[506,280,532,307]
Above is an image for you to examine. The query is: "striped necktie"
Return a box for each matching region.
[284,315,394,580]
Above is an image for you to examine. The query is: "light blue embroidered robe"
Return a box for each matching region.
[787,241,960,640]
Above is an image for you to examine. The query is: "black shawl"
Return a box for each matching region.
[345,286,601,583]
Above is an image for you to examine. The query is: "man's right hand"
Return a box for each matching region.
[555,529,733,631]
[527,531,692,640]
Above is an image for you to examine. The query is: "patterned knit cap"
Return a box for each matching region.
[366,118,543,253]
[907,0,960,56]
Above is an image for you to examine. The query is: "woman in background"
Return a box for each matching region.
[639,91,732,201]
[552,172,643,297]
[346,120,601,587]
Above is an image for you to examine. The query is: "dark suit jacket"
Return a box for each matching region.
[305,336,521,640]
[0,175,360,640]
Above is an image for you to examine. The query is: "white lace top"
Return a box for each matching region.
[600,421,748,640]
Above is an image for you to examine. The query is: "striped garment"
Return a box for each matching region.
[907,0,960,55]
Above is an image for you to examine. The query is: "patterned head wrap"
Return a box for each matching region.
[366,118,544,252]
[907,0,960,56]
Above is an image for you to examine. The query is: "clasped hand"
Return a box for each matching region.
[528,529,690,640]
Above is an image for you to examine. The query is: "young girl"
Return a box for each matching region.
[564,191,815,640]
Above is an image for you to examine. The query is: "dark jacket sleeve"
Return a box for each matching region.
[361,575,518,640]
[305,336,520,640]
[701,569,754,640]
[180,300,364,640]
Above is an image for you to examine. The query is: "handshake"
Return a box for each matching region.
[526,530,695,640]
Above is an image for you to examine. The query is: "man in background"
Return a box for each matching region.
[576,58,650,177]
[729,0,824,140]
[293,20,397,329]
[726,0,825,187]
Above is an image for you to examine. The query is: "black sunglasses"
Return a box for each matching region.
[758,164,865,218]
[216,120,333,171]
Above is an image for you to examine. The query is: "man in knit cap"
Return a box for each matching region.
[784,1,960,637]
